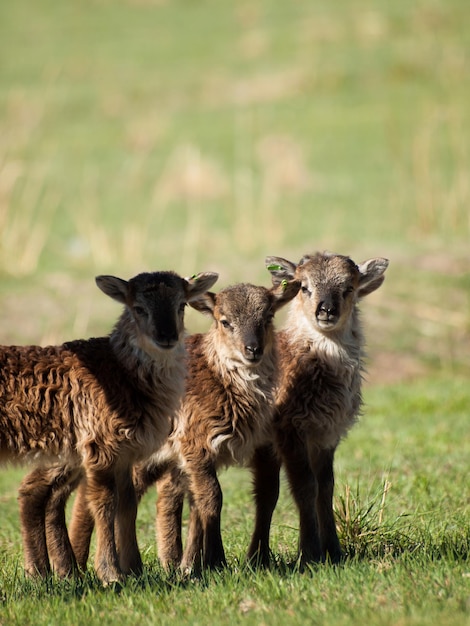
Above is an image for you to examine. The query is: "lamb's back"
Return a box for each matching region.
[0,338,168,465]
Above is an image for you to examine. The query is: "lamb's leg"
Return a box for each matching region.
[18,468,52,577]
[134,460,183,569]
[69,480,95,572]
[114,467,142,576]
[70,466,146,577]
[309,446,342,563]
[45,466,82,578]
[281,439,322,565]
[156,466,185,570]
[180,495,204,573]
[247,444,281,567]
[182,459,224,571]
[133,460,168,502]
[79,468,123,585]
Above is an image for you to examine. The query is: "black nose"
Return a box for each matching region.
[319,301,333,313]
[245,345,263,361]
[316,300,338,321]
[155,330,179,349]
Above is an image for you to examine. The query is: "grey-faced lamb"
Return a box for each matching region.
[247,252,388,567]
[0,269,218,584]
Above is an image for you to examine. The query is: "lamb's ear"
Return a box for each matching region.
[265,256,298,286]
[96,275,129,304]
[271,279,301,311]
[184,272,219,301]
[188,292,217,318]
[357,258,389,298]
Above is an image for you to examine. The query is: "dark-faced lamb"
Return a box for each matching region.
[71,279,300,573]
[247,252,388,567]
[0,269,218,584]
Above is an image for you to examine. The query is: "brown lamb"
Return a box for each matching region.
[146,280,300,571]
[247,252,388,567]
[71,279,300,573]
[0,269,218,584]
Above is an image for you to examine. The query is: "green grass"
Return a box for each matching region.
[0,378,468,625]
[1,0,469,624]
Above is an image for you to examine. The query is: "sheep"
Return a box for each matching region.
[146,279,301,572]
[0,269,218,584]
[247,252,388,567]
[70,279,300,573]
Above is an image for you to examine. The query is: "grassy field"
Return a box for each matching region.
[0,0,469,624]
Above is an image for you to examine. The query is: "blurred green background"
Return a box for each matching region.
[1,0,469,378]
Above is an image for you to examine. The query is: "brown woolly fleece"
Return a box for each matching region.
[0,269,218,584]
[248,252,388,567]
[130,280,300,572]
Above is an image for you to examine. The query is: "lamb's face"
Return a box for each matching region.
[190,280,299,368]
[295,254,361,333]
[96,270,218,355]
[213,284,277,367]
[128,273,189,351]
[265,252,388,338]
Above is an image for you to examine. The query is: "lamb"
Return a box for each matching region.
[0,269,218,584]
[247,252,388,567]
[145,279,301,571]
[70,279,300,573]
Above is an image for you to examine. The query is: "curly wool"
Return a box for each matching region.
[275,331,363,451]
[0,334,184,471]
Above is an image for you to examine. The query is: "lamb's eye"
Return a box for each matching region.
[133,305,146,316]
[220,319,232,329]
[301,285,311,296]
[343,286,354,298]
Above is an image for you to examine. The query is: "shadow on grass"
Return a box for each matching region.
[0,563,183,604]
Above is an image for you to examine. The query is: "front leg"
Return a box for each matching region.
[69,480,95,572]
[133,459,169,502]
[280,436,322,565]
[309,446,342,563]
[247,444,281,568]
[180,493,204,573]
[80,467,123,585]
[182,459,225,571]
[114,467,142,576]
[156,465,186,570]
[69,467,144,577]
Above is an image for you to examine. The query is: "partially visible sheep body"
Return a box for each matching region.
[0,270,218,584]
[1,338,174,466]
[130,280,300,572]
[248,252,388,567]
